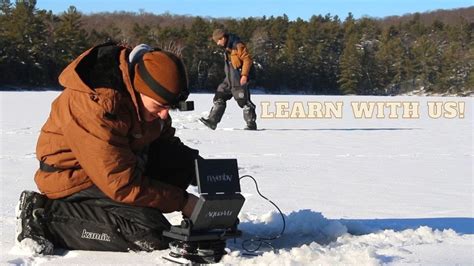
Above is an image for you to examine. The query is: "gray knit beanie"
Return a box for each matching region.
[212,29,226,42]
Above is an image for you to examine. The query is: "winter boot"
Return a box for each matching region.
[244,121,257,130]
[243,104,257,130]
[200,99,226,130]
[16,190,54,255]
[199,117,217,130]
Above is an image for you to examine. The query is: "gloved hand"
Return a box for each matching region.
[146,139,201,189]
[181,193,199,218]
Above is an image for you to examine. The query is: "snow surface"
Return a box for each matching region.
[0,91,473,265]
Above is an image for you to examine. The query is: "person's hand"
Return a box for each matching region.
[240,75,248,86]
[182,193,199,218]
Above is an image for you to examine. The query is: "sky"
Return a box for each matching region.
[35,0,473,20]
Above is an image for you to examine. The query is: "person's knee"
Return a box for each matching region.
[236,99,248,108]
[232,88,249,108]
[236,97,254,109]
[244,101,256,109]
[213,98,226,107]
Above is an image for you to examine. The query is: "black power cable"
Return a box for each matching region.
[239,175,286,254]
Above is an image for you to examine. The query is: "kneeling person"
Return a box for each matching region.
[16,43,200,254]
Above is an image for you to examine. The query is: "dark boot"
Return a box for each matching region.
[201,99,226,130]
[16,190,54,255]
[244,121,257,130]
[243,104,257,130]
[199,117,217,130]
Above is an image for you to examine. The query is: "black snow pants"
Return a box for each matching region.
[207,59,257,127]
[41,139,199,252]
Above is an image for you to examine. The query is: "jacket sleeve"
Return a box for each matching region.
[62,93,187,213]
[237,43,253,77]
[159,116,178,141]
[153,116,200,187]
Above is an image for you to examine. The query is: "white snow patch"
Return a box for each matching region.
[0,92,472,265]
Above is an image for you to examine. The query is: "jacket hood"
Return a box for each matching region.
[58,47,96,93]
[58,44,131,94]
[58,43,142,120]
[226,33,242,50]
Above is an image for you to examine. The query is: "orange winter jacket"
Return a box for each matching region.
[225,34,253,77]
[34,43,187,213]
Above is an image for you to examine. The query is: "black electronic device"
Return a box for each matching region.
[177,100,194,111]
[163,159,245,264]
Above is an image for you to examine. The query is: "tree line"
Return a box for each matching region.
[0,0,472,95]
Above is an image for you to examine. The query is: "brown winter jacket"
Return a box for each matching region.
[35,43,187,213]
[225,34,253,77]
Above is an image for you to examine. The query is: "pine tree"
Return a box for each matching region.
[304,14,343,93]
[376,26,407,94]
[54,6,89,68]
[412,35,440,92]
[5,0,49,85]
[36,9,58,85]
[338,33,363,94]
[467,62,474,92]
[236,17,258,41]
[264,15,289,91]
[304,15,325,92]
[0,0,11,14]
[132,23,154,45]
[0,0,12,83]
[183,17,212,90]
[355,18,384,94]
[284,19,307,90]
[438,21,473,94]
[249,26,270,88]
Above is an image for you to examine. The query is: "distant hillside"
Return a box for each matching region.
[79,6,474,31]
[76,7,474,49]
[377,6,473,26]
[1,2,472,95]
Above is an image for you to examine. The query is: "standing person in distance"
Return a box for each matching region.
[200,29,257,130]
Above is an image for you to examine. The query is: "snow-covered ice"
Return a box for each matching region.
[0,92,472,265]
